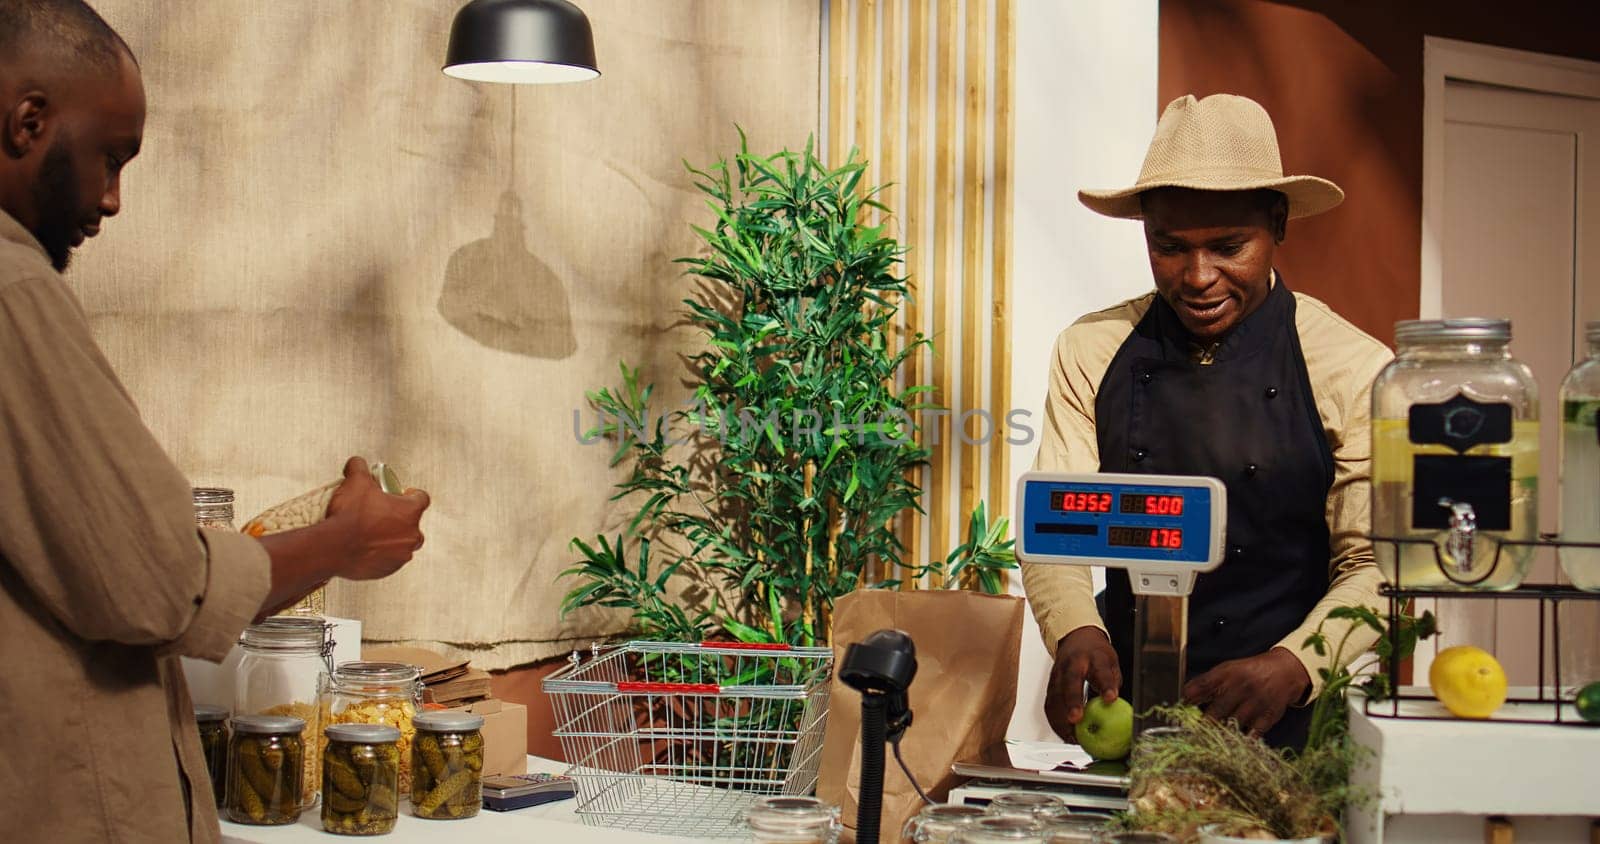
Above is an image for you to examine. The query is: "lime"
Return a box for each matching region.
[1429,646,1507,719]
[1576,682,1600,723]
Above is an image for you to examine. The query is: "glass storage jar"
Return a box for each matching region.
[193,487,236,530]
[321,723,401,835]
[1371,319,1540,590]
[984,792,1065,821]
[411,711,485,820]
[226,715,305,825]
[741,795,841,843]
[194,704,229,807]
[1559,321,1600,591]
[324,662,423,794]
[902,803,987,843]
[235,615,333,809]
[952,816,1045,843]
[1036,807,1107,844]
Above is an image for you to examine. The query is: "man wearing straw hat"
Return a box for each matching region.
[1024,94,1392,748]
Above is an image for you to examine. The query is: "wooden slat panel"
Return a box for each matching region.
[988,0,1015,528]
[829,0,850,164]
[929,0,959,576]
[958,0,988,584]
[853,0,877,183]
[903,0,929,584]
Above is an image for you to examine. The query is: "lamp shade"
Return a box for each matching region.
[443,0,599,84]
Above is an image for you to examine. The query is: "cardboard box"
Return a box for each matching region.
[446,698,527,776]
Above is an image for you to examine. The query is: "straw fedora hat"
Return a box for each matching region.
[1078,93,1344,220]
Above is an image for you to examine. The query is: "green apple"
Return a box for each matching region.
[1577,681,1600,723]
[1076,697,1134,761]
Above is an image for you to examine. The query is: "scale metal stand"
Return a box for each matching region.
[1015,471,1228,734]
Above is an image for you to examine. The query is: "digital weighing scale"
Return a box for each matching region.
[943,472,1228,808]
[1015,471,1227,732]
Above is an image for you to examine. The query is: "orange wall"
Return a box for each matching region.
[1159,0,1600,345]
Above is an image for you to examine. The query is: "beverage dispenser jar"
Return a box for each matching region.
[1558,320,1600,591]
[1371,318,1539,589]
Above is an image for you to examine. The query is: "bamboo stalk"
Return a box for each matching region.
[928,0,958,585]
[803,461,817,641]
[853,0,877,192]
[988,0,1015,538]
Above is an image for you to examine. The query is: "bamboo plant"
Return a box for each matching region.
[562,133,1016,647]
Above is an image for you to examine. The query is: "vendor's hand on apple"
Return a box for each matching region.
[1045,626,1122,741]
[1181,646,1310,737]
[325,456,431,580]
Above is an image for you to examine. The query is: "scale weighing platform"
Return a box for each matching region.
[949,472,1228,800]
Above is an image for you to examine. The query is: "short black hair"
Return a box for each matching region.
[0,0,133,77]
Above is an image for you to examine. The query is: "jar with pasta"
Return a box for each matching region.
[243,462,404,617]
[235,615,333,809]
[322,723,401,836]
[410,711,485,820]
[194,704,229,807]
[226,715,305,826]
[324,661,423,794]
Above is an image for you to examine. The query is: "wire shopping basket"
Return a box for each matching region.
[543,640,835,838]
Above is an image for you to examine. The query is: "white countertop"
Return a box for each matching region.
[220,756,710,844]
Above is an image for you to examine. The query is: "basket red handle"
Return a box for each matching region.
[616,681,722,694]
[697,641,793,651]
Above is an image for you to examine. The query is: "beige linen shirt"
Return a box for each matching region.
[1022,285,1393,695]
[0,209,270,842]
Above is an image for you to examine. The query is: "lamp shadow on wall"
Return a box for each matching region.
[438,189,578,359]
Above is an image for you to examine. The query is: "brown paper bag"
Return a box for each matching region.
[817,589,1024,840]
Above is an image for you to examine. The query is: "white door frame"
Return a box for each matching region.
[1420,36,1600,320]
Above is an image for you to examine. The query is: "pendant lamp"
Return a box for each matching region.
[443,0,599,84]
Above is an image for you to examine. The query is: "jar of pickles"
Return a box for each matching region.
[1559,321,1600,592]
[902,803,986,843]
[1371,319,1540,589]
[411,711,486,820]
[235,615,334,809]
[322,723,401,835]
[741,796,840,843]
[194,704,229,807]
[324,662,423,794]
[226,715,305,825]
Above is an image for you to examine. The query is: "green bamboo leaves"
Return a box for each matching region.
[564,133,1016,646]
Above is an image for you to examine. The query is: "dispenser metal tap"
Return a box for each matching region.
[1437,497,1477,574]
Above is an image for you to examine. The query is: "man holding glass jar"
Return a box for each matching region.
[1023,94,1392,749]
[0,2,430,841]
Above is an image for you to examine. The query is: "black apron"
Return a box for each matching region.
[1094,279,1334,749]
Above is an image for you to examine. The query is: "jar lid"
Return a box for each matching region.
[231,714,306,735]
[240,615,329,650]
[325,723,401,744]
[371,462,405,495]
[194,704,229,723]
[192,487,234,504]
[1394,318,1510,344]
[333,661,422,683]
[413,711,486,732]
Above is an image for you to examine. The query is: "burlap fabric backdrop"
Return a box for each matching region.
[72,0,819,669]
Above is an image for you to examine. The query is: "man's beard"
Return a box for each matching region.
[29,140,83,273]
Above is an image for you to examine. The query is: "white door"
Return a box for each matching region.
[1430,73,1600,688]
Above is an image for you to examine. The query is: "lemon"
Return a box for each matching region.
[1429,646,1507,719]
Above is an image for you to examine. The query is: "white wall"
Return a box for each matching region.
[1005,0,1160,740]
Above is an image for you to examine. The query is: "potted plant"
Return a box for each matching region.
[1118,606,1438,843]
[561,133,1015,648]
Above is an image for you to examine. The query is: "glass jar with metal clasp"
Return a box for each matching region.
[235,615,335,809]
[1371,318,1540,590]
[323,661,424,794]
